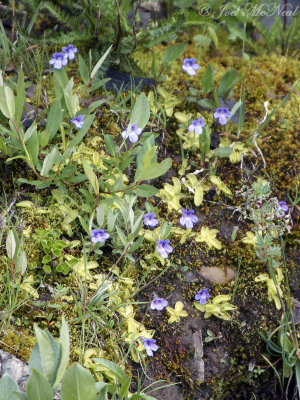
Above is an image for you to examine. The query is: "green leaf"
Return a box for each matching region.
[15,68,25,125]
[161,43,186,66]
[53,316,69,388]
[208,25,218,48]
[0,373,20,400]
[78,215,90,235]
[46,99,62,141]
[82,158,99,195]
[18,178,51,189]
[198,98,215,110]
[201,64,214,94]
[96,206,105,227]
[104,134,117,156]
[133,184,158,197]
[91,45,112,79]
[24,123,37,143]
[54,68,68,96]
[93,359,127,386]
[194,185,203,206]
[217,69,239,98]
[130,93,150,131]
[129,234,144,253]
[129,394,157,400]
[26,129,39,167]
[237,91,245,137]
[295,361,300,399]
[61,363,97,400]
[230,100,242,118]
[6,230,16,259]
[66,114,94,151]
[41,146,59,177]
[138,158,172,181]
[64,90,79,118]
[15,394,28,400]
[34,325,54,380]
[78,55,90,85]
[26,369,52,400]
[107,210,117,232]
[16,250,27,275]
[213,147,233,157]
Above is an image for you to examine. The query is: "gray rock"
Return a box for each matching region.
[0,349,61,398]
[0,349,29,393]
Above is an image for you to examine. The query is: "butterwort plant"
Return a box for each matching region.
[91,229,110,243]
[141,338,159,357]
[62,44,78,60]
[214,108,231,125]
[70,115,84,129]
[49,52,68,70]
[151,294,168,310]
[144,212,159,227]
[122,123,142,143]
[156,239,173,259]
[180,209,199,229]
[182,58,200,76]
[195,288,210,304]
[188,118,206,136]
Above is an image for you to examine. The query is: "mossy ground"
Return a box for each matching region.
[0,27,299,399]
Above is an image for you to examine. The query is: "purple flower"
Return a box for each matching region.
[121,123,142,143]
[277,201,289,216]
[62,44,78,60]
[49,52,68,70]
[188,118,206,135]
[156,239,173,259]
[182,58,200,76]
[195,289,210,304]
[141,338,158,357]
[151,296,168,310]
[180,209,198,229]
[213,108,231,125]
[144,213,158,227]
[91,229,109,243]
[70,115,84,129]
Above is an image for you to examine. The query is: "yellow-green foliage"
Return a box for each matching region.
[166,301,188,324]
[255,268,283,310]
[194,295,237,320]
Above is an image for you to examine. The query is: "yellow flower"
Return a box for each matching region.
[166,301,188,323]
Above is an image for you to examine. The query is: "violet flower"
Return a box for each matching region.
[91,229,109,243]
[121,123,142,143]
[182,58,200,76]
[180,209,198,229]
[144,213,158,227]
[151,296,168,310]
[156,239,173,259]
[141,338,158,357]
[70,115,84,129]
[188,118,206,136]
[213,108,231,125]
[62,44,78,60]
[278,201,289,216]
[195,289,210,304]
[49,52,68,70]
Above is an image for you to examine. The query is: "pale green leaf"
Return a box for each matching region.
[61,363,97,400]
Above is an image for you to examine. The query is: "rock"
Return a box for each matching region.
[0,349,61,398]
[184,271,199,283]
[210,131,220,150]
[104,69,155,91]
[0,349,29,393]
[200,266,236,283]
